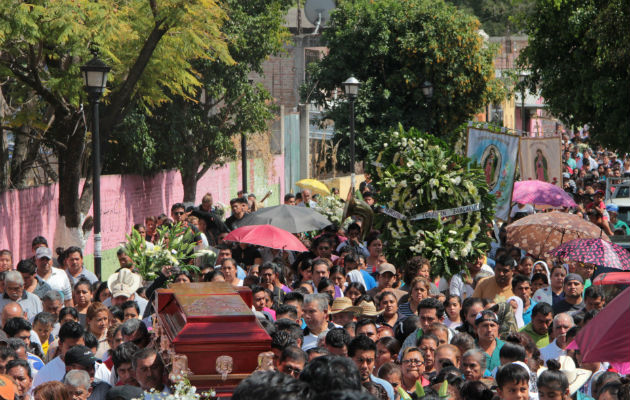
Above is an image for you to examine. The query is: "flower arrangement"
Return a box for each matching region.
[124,223,214,280]
[312,195,352,229]
[366,124,496,278]
[145,378,216,400]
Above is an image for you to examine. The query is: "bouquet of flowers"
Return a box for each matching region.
[124,223,214,281]
[312,195,352,229]
[366,124,496,278]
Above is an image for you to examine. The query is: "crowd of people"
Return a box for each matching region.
[0,134,628,400]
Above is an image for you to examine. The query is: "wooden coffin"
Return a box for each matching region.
[156,282,271,394]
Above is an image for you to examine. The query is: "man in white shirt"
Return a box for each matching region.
[35,247,73,306]
[540,313,574,362]
[302,294,335,351]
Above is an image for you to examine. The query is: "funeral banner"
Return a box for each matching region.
[519,137,562,187]
[466,128,520,220]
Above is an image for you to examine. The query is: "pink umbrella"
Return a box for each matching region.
[512,180,577,208]
[573,286,630,363]
[224,224,308,252]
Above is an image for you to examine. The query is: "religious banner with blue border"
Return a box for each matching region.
[519,137,563,187]
[466,128,519,220]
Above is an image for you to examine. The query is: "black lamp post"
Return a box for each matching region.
[342,76,360,189]
[81,52,110,280]
[241,79,254,197]
[421,80,434,131]
[519,74,527,135]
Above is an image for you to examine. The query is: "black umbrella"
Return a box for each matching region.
[234,204,332,233]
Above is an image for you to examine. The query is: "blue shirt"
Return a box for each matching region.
[522,300,536,325]
[371,374,395,400]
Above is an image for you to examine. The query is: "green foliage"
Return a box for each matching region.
[520,0,630,151]
[124,224,212,280]
[103,109,158,174]
[446,0,535,36]
[303,0,504,168]
[106,0,291,186]
[365,124,496,278]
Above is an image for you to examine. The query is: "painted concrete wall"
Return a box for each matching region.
[0,156,285,262]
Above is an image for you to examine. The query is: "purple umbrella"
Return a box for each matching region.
[512,180,577,208]
[548,238,630,270]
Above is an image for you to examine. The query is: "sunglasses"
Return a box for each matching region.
[174,212,185,216]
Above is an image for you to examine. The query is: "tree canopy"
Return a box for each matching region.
[0,0,231,233]
[302,0,504,168]
[105,0,291,202]
[520,0,630,150]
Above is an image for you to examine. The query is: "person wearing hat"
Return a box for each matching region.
[366,264,406,301]
[475,310,504,373]
[104,269,147,316]
[64,346,111,400]
[34,247,73,307]
[606,203,630,235]
[329,297,360,327]
[553,274,585,315]
[537,356,592,400]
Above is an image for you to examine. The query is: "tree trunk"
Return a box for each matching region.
[181,155,200,203]
[53,115,88,250]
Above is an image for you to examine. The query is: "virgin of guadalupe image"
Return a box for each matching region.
[482,147,500,189]
[534,149,548,182]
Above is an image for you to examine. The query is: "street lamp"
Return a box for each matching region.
[421,80,433,132]
[242,79,254,197]
[342,76,360,189]
[519,74,527,135]
[81,51,110,280]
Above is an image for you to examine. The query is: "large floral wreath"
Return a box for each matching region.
[366,125,496,278]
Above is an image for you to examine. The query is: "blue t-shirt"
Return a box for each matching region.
[522,300,537,325]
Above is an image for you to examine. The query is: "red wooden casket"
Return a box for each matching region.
[156,282,271,394]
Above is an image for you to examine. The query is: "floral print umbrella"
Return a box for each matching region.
[506,211,609,258]
[549,238,630,270]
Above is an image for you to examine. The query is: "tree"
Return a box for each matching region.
[106,0,291,202]
[0,0,231,246]
[445,0,535,36]
[520,0,630,150]
[365,124,496,278]
[302,0,504,168]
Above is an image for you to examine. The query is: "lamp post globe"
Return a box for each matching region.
[421,81,433,99]
[81,52,110,280]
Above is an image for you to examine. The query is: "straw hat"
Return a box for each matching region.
[357,301,384,317]
[107,269,142,298]
[537,356,592,395]
[330,297,362,315]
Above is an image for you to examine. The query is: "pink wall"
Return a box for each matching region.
[0,156,284,260]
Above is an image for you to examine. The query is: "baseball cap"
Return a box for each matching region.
[377,263,396,275]
[564,273,584,285]
[594,190,604,196]
[64,345,97,369]
[35,247,53,260]
[474,310,499,326]
[106,385,145,400]
[0,375,16,400]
